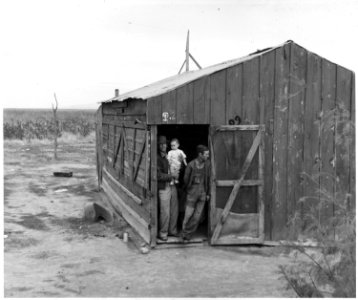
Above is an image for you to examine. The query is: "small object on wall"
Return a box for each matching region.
[162,112,169,122]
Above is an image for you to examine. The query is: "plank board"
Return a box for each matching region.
[349,72,355,208]
[193,76,210,124]
[242,58,260,125]
[216,210,260,238]
[147,95,162,124]
[102,177,151,244]
[320,59,337,224]
[272,44,291,240]
[302,53,322,226]
[103,99,146,116]
[242,57,260,212]
[102,102,127,115]
[103,168,150,220]
[336,66,352,202]
[209,132,217,237]
[210,70,226,125]
[176,83,194,124]
[287,44,307,239]
[226,64,243,125]
[102,115,146,128]
[96,106,103,187]
[150,126,158,246]
[259,50,275,240]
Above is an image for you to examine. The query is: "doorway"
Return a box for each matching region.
[157,125,209,243]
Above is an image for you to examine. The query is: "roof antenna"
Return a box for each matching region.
[178,30,202,74]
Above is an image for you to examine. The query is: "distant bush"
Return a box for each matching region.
[3,109,96,140]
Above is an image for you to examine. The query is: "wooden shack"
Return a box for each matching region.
[96,40,355,246]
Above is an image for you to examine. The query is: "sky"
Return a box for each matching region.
[0,0,357,109]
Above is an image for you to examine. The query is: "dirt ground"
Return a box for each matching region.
[3,136,295,297]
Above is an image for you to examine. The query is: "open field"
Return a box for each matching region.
[3,123,295,297]
[3,109,96,140]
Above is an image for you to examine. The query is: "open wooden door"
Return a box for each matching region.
[101,121,152,244]
[209,125,265,245]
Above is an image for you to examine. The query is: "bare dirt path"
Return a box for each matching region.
[3,137,295,297]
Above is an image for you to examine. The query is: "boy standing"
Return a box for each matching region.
[181,145,210,241]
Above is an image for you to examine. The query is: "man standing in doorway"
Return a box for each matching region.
[182,145,210,241]
[157,135,179,241]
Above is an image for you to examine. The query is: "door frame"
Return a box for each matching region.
[209,124,265,245]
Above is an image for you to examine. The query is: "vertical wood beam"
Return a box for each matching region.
[96,106,103,188]
[226,65,243,125]
[287,44,307,239]
[259,51,275,240]
[302,53,322,227]
[209,130,217,241]
[336,66,352,204]
[320,59,337,225]
[272,43,291,240]
[349,72,355,208]
[150,126,158,247]
[193,76,210,124]
[210,70,226,126]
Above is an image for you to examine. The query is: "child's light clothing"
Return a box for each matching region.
[168,149,186,184]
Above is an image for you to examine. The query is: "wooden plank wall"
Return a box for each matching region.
[144,42,355,241]
[350,73,355,208]
[101,99,152,231]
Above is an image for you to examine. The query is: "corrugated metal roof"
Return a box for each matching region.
[102,41,290,103]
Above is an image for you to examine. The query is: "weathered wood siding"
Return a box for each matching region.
[146,42,355,241]
[100,99,152,242]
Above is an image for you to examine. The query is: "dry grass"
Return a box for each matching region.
[4,131,95,146]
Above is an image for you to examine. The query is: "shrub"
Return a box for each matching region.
[280,104,355,297]
[280,176,355,297]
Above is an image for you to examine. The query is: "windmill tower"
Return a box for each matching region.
[178,30,202,74]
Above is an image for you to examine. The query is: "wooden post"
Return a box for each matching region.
[150,126,158,247]
[209,131,217,241]
[178,30,202,74]
[52,93,59,159]
[185,30,190,72]
[96,106,103,189]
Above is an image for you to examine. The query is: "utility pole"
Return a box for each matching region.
[178,30,202,74]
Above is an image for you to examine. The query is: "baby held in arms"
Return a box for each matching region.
[168,138,187,185]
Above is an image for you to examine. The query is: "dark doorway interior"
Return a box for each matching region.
[157,125,209,242]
